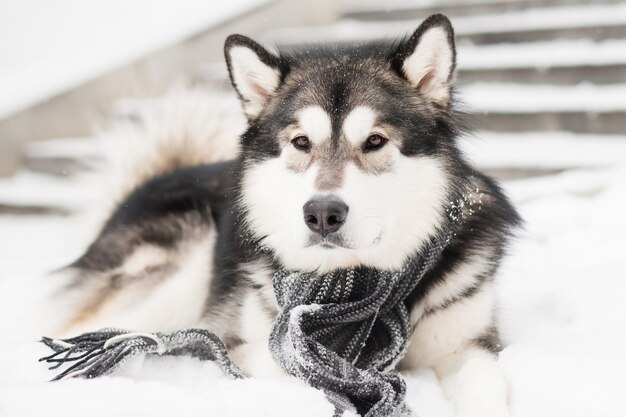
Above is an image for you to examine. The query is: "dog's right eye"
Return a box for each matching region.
[291,135,311,152]
[363,134,388,153]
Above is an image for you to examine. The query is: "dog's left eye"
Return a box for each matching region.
[292,135,311,152]
[363,134,387,152]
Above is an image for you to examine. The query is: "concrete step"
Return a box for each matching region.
[461,130,626,179]
[460,63,626,85]
[0,202,70,216]
[4,131,623,216]
[462,83,626,134]
[473,111,625,134]
[189,44,626,134]
[0,138,98,214]
[23,137,100,177]
[461,131,626,169]
[262,3,626,46]
[457,39,626,85]
[0,169,97,215]
[194,63,626,90]
[462,83,626,113]
[342,0,528,21]
[192,36,626,87]
[341,0,625,21]
[189,76,626,135]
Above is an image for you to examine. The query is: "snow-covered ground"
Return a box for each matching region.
[0,132,625,416]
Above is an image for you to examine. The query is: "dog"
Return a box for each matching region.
[52,14,520,417]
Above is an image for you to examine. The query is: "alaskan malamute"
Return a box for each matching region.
[54,14,520,417]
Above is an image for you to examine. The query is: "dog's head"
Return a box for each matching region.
[226,14,464,272]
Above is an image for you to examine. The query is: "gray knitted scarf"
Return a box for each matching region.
[41,222,460,416]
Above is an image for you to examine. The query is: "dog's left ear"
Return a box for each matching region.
[392,14,456,106]
[224,34,284,120]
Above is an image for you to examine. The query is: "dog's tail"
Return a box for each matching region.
[42,90,246,338]
[97,89,245,207]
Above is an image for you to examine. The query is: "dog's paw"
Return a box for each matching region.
[442,355,511,417]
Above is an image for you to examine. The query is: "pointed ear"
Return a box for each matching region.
[392,14,456,106]
[224,34,284,120]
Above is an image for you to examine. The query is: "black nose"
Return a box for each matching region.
[303,197,349,237]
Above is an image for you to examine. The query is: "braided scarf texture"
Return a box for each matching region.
[269,239,444,416]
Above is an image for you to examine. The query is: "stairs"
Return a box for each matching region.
[258,0,626,137]
[4,0,626,214]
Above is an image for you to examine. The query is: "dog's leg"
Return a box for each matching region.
[401,282,510,417]
[229,341,285,377]
[60,239,214,337]
[434,347,509,417]
[218,289,285,378]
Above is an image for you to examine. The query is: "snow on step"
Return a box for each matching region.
[460,131,626,170]
[196,38,626,83]
[461,83,626,113]
[341,0,524,17]
[451,2,626,35]
[25,137,101,160]
[0,171,95,210]
[459,39,626,70]
[263,2,626,45]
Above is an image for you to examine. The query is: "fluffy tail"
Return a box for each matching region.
[98,88,245,206]
[41,89,246,337]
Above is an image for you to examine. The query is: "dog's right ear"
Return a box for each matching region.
[391,14,456,107]
[224,34,284,121]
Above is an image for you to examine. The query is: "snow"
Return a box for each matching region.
[460,83,626,113]
[25,137,101,160]
[459,131,626,169]
[0,348,334,417]
[342,0,518,14]
[0,171,97,209]
[0,0,268,120]
[451,2,626,35]
[494,165,626,417]
[459,39,626,70]
[1,134,626,416]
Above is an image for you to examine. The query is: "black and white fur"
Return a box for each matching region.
[52,15,520,417]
